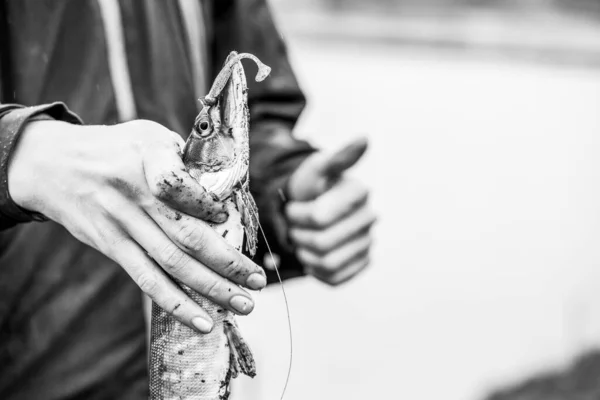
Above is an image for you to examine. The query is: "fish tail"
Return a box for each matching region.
[224,320,256,379]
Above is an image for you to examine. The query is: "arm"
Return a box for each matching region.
[0,66,267,335]
[0,103,82,230]
[2,114,270,331]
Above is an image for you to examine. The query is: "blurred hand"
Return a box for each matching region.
[286,137,375,286]
[8,119,266,333]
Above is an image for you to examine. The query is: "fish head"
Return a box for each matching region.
[183,98,236,174]
[183,52,257,199]
[183,51,271,178]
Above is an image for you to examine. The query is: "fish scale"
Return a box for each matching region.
[149,52,271,400]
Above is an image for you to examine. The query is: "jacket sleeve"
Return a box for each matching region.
[210,0,316,282]
[0,103,82,231]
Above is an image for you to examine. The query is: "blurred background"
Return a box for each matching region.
[233,1,600,399]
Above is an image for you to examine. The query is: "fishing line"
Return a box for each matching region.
[256,220,293,400]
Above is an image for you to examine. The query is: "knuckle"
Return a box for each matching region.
[328,277,345,287]
[129,120,179,152]
[362,256,372,269]
[102,236,127,258]
[296,248,313,267]
[148,174,167,198]
[159,245,187,274]
[175,222,207,252]
[365,209,378,224]
[355,237,372,254]
[353,185,370,205]
[295,231,310,248]
[284,203,296,219]
[167,298,186,318]
[320,255,340,271]
[194,190,211,206]
[312,234,330,253]
[197,197,227,221]
[203,280,223,300]
[149,171,184,199]
[288,228,301,245]
[320,274,339,287]
[133,120,173,141]
[129,119,159,130]
[310,207,329,227]
[360,185,370,200]
[324,279,339,287]
[137,273,160,297]
[299,249,323,270]
[223,256,247,278]
[122,119,145,132]
[350,179,367,194]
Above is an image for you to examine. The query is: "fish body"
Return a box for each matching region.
[149,52,270,400]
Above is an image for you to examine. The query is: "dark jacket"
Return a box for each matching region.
[0,1,313,398]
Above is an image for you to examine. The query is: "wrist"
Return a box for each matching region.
[8,120,74,214]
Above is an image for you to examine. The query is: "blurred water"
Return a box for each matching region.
[231,24,600,400]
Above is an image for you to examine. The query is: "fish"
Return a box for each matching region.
[149,51,271,400]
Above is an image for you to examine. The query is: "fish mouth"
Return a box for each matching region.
[187,153,238,173]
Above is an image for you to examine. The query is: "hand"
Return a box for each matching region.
[8,119,266,333]
[285,137,375,286]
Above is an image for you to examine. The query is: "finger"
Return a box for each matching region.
[143,139,228,223]
[289,204,377,255]
[286,178,369,228]
[319,137,368,178]
[118,205,256,315]
[110,236,215,333]
[310,256,370,286]
[149,201,266,290]
[297,233,372,273]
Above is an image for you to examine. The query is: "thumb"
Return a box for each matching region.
[288,137,369,202]
[318,137,369,178]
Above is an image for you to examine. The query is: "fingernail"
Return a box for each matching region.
[215,212,228,223]
[191,316,213,333]
[246,273,267,290]
[230,296,254,314]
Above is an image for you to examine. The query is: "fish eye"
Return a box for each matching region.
[197,119,211,136]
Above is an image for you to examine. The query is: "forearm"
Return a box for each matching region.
[0,102,82,230]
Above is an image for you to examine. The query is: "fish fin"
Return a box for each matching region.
[234,180,259,257]
[224,320,256,378]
